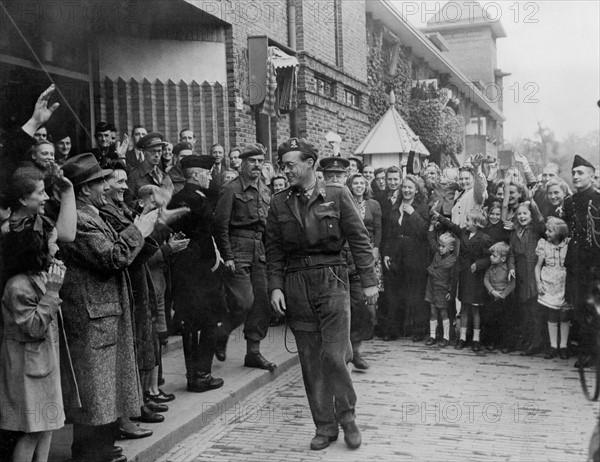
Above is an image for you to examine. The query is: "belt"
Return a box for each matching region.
[286,253,344,270]
[230,229,263,240]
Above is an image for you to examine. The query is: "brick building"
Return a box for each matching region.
[0,0,506,164]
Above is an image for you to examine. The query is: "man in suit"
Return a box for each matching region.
[60,153,157,462]
[125,125,147,172]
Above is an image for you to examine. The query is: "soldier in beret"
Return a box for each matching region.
[266,138,378,451]
[168,142,194,195]
[213,144,276,370]
[564,154,600,368]
[167,155,226,392]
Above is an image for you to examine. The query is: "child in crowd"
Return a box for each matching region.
[484,203,509,244]
[434,209,492,352]
[424,226,458,347]
[534,217,572,359]
[483,242,516,352]
[508,202,546,356]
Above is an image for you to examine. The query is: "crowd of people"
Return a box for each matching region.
[1,84,600,461]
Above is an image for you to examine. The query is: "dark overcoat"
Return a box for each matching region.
[168,183,225,326]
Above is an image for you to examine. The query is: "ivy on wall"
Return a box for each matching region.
[367,20,465,166]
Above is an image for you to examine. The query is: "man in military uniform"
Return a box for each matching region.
[320,156,372,370]
[564,154,600,368]
[320,156,348,185]
[213,143,276,370]
[266,138,378,451]
[168,155,226,392]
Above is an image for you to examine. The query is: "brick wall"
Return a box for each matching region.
[341,0,368,82]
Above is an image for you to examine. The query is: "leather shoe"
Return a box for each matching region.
[187,374,224,393]
[131,405,165,423]
[425,337,436,346]
[145,390,175,403]
[144,398,168,413]
[438,338,449,348]
[215,347,226,362]
[351,353,369,370]
[310,434,338,450]
[119,426,153,439]
[455,340,466,350]
[341,421,362,449]
[559,348,569,360]
[244,352,276,371]
[110,446,123,456]
[575,354,593,368]
[472,341,482,352]
[544,348,558,359]
[521,346,542,356]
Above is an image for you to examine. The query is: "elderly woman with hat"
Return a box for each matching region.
[58,153,158,462]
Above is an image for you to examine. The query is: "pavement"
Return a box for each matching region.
[157,337,600,462]
[48,324,298,462]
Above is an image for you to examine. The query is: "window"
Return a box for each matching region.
[345,88,360,108]
[315,74,335,98]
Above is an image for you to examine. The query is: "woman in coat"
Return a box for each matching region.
[381,174,430,341]
[346,173,382,369]
[0,167,75,462]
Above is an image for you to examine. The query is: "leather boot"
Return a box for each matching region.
[181,331,198,384]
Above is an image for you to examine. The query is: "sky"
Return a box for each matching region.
[389,1,600,144]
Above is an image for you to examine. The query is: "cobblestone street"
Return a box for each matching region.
[159,338,599,462]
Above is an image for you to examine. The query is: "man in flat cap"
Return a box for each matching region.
[168,155,226,392]
[127,132,174,206]
[320,156,349,185]
[59,153,158,462]
[266,138,378,450]
[213,143,276,370]
[564,154,600,368]
[91,121,125,167]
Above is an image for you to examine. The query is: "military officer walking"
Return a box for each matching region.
[266,138,378,451]
[214,144,276,370]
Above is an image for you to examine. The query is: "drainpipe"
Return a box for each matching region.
[288,0,298,136]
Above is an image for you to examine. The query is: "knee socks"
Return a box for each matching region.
[548,321,558,348]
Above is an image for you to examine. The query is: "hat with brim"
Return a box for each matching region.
[319,156,350,173]
[138,132,168,150]
[347,156,364,172]
[180,155,215,170]
[61,152,112,186]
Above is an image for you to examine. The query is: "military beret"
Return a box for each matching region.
[172,142,193,156]
[319,156,349,173]
[138,132,167,150]
[240,143,266,159]
[572,154,595,170]
[180,155,215,170]
[277,137,318,161]
[95,121,113,133]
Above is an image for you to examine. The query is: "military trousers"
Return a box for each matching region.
[223,235,271,342]
[285,264,356,437]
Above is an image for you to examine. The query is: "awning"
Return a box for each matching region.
[354,92,429,156]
